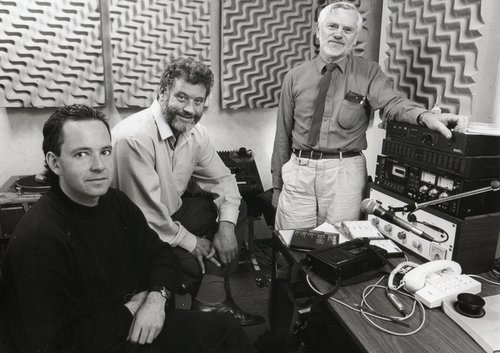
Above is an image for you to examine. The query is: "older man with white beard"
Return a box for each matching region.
[271,1,468,230]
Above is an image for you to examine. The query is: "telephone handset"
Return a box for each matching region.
[400,260,481,308]
[403,260,462,293]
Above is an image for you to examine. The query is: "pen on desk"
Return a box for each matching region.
[385,289,408,316]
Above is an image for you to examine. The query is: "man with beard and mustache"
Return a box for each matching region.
[111,57,264,327]
[271,2,468,230]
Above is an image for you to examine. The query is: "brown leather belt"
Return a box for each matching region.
[292,149,360,160]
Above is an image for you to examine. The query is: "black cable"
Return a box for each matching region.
[408,212,449,243]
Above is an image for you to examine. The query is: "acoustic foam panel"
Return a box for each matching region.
[109,0,211,107]
[384,0,483,115]
[0,0,104,107]
[221,0,313,110]
[0,0,211,108]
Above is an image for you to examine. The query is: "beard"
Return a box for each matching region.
[162,104,202,134]
[321,39,355,60]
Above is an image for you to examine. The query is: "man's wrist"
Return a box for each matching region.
[416,111,430,127]
[148,286,171,302]
[218,220,235,234]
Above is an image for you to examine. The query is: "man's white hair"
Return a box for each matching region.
[317,1,363,34]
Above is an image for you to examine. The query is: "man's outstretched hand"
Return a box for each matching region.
[420,113,468,139]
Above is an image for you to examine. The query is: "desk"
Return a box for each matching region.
[270,230,500,353]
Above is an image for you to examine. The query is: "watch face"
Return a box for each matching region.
[151,286,170,300]
[160,288,171,300]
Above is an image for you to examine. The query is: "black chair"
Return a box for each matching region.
[256,188,276,230]
[177,275,201,297]
[0,272,18,353]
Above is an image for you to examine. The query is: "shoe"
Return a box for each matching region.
[191,298,265,326]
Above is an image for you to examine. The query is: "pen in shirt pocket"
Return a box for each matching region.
[345,90,366,104]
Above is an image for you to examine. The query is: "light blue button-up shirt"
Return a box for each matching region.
[112,100,241,252]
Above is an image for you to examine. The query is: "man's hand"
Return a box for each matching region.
[124,291,147,316]
[127,292,166,345]
[271,188,281,208]
[212,221,238,264]
[421,112,469,139]
[191,237,220,274]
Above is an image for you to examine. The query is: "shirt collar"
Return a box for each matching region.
[151,99,173,142]
[315,55,348,74]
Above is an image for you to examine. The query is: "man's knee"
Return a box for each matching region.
[175,196,218,238]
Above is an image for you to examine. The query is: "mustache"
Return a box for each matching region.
[177,111,194,118]
[164,105,194,118]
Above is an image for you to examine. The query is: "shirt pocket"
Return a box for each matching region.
[338,99,366,130]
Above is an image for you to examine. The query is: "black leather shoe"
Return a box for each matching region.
[191,298,265,326]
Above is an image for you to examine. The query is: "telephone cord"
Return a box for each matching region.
[305,273,426,336]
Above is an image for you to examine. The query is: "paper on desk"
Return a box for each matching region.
[277,229,294,246]
[464,122,500,136]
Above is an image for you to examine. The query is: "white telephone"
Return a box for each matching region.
[401,260,481,308]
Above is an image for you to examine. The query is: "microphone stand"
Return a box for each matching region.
[390,180,500,214]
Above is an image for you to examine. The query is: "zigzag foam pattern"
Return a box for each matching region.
[221,0,312,110]
[0,0,211,108]
[0,0,104,107]
[384,0,483,115]
[109,0,211,107]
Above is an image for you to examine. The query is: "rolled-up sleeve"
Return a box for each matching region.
[192,130,241,225]
[367,63,426,125]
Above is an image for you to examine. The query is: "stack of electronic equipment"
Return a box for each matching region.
[217,148,263,198]
[368,121,500,274]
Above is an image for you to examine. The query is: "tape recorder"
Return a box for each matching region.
[375,155,500,218]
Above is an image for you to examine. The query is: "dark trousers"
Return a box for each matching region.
[125,309,256,353]
[171,196,247,280]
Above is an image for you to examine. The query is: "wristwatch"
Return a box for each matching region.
[149,286,171,301]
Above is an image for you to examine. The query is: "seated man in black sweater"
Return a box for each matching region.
[1,105,256,353]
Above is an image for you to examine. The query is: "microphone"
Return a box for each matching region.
[360,198,434,242]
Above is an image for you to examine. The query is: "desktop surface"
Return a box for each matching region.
[272,230,500,353]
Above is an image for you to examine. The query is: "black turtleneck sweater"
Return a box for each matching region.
[1,186,180,353]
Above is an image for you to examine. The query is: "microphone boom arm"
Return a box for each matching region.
[390,181,500,213]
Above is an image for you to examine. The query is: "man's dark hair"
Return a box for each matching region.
[159,57,214,97]
[42,104,110,186]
